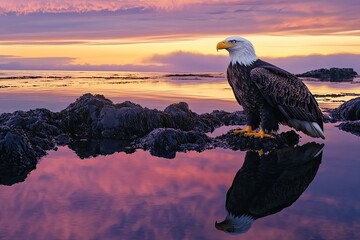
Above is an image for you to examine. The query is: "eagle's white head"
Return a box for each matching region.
[217,36,258,66]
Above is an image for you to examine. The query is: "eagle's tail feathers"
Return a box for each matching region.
[288,119,325,139]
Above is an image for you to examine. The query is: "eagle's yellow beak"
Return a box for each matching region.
[216,40,232,51]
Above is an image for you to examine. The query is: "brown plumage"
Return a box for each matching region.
[217,36,325,139]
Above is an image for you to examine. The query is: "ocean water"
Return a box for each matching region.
[0,70,359,240]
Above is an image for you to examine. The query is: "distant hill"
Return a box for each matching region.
[296,68,358,82]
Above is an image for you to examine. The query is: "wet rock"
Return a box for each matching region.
[327,97,360,136]
[322,114,337,123]
[99,104,170,139]
[0,126,38,185]
[0,93,306,184]
[193,111,246,133]
[1,108,62,134]
[0,108,64,185]
[215,129,300,152]
[207,110,246,126]
[313,93,360,98]
[297,68,358,82]
[115,101,142,109]
[62,94,187,138]
[136,128,212,159]
[0,108,62,153]
[135,128,300,159]
[61,94,247,139]
[60,93,113,138]
[331,97,360,121]
[164,102,198,131]
[337,121,360,136]
[54,134,72,146]
[164,73,216,78]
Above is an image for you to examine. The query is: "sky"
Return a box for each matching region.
[0,0,359,73]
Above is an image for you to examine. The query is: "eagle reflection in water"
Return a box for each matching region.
[215,142,324,234]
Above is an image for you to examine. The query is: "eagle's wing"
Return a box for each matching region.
[250,66,324,139]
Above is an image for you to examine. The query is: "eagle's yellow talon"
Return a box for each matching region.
[244,129,275,139]
[258,149,265,155]
[232,125,254,135]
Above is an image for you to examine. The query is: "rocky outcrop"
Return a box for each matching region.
[331,97,360,121]
[215,129,300,152]
[297,68,358,82]
[0,126,41,185]
[61,94,246,139]
[4,93,360,185]
[0,93,304,184]
[136,128,212,159]
[338,121,360,136]
[3,93,360,171]
[0,108,66,185]
[329,97,360,136]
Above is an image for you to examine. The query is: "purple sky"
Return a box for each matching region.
[0,0,359,72]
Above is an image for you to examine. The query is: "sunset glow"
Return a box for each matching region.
[1,0,359,72]
[0,1,359,240]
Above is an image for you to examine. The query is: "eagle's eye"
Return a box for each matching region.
[229,40,237,44]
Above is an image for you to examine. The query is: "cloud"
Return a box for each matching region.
[1,52,359,73]
[0,0,240,14]
[0,55,75,70]
[0,1,359,42]
[147,52,227,72]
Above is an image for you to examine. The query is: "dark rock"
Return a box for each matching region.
[164,73,216,78]
[0,126,38,186]
[60,93,113,138]
[65,129,301,160]
[207,110,246,126]
[55,134,72,146]
[0,93,306,184]
[322,114,337,123]
[0,108,62,153]
[297,68,358,82]
[0,108,63,185]
[313,93,360,99]
[164,102,198,130]
[331,97,360,121]
[328,97,360,136]
[136,128,212,159]
[215,129,300,152]
[98,104,170,139]
[115,101,142,109]
[62,94,184,138]
[1,108,62,134]
[61,94,247,139]
[0,126,39,161]
[337,121,360,136]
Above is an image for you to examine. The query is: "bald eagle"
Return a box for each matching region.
[217,36,325,139]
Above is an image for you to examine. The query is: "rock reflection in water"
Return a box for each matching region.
[216,142,324,234]
[68,139,136,159]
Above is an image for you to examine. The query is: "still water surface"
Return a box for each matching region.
[0,71,359,239]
